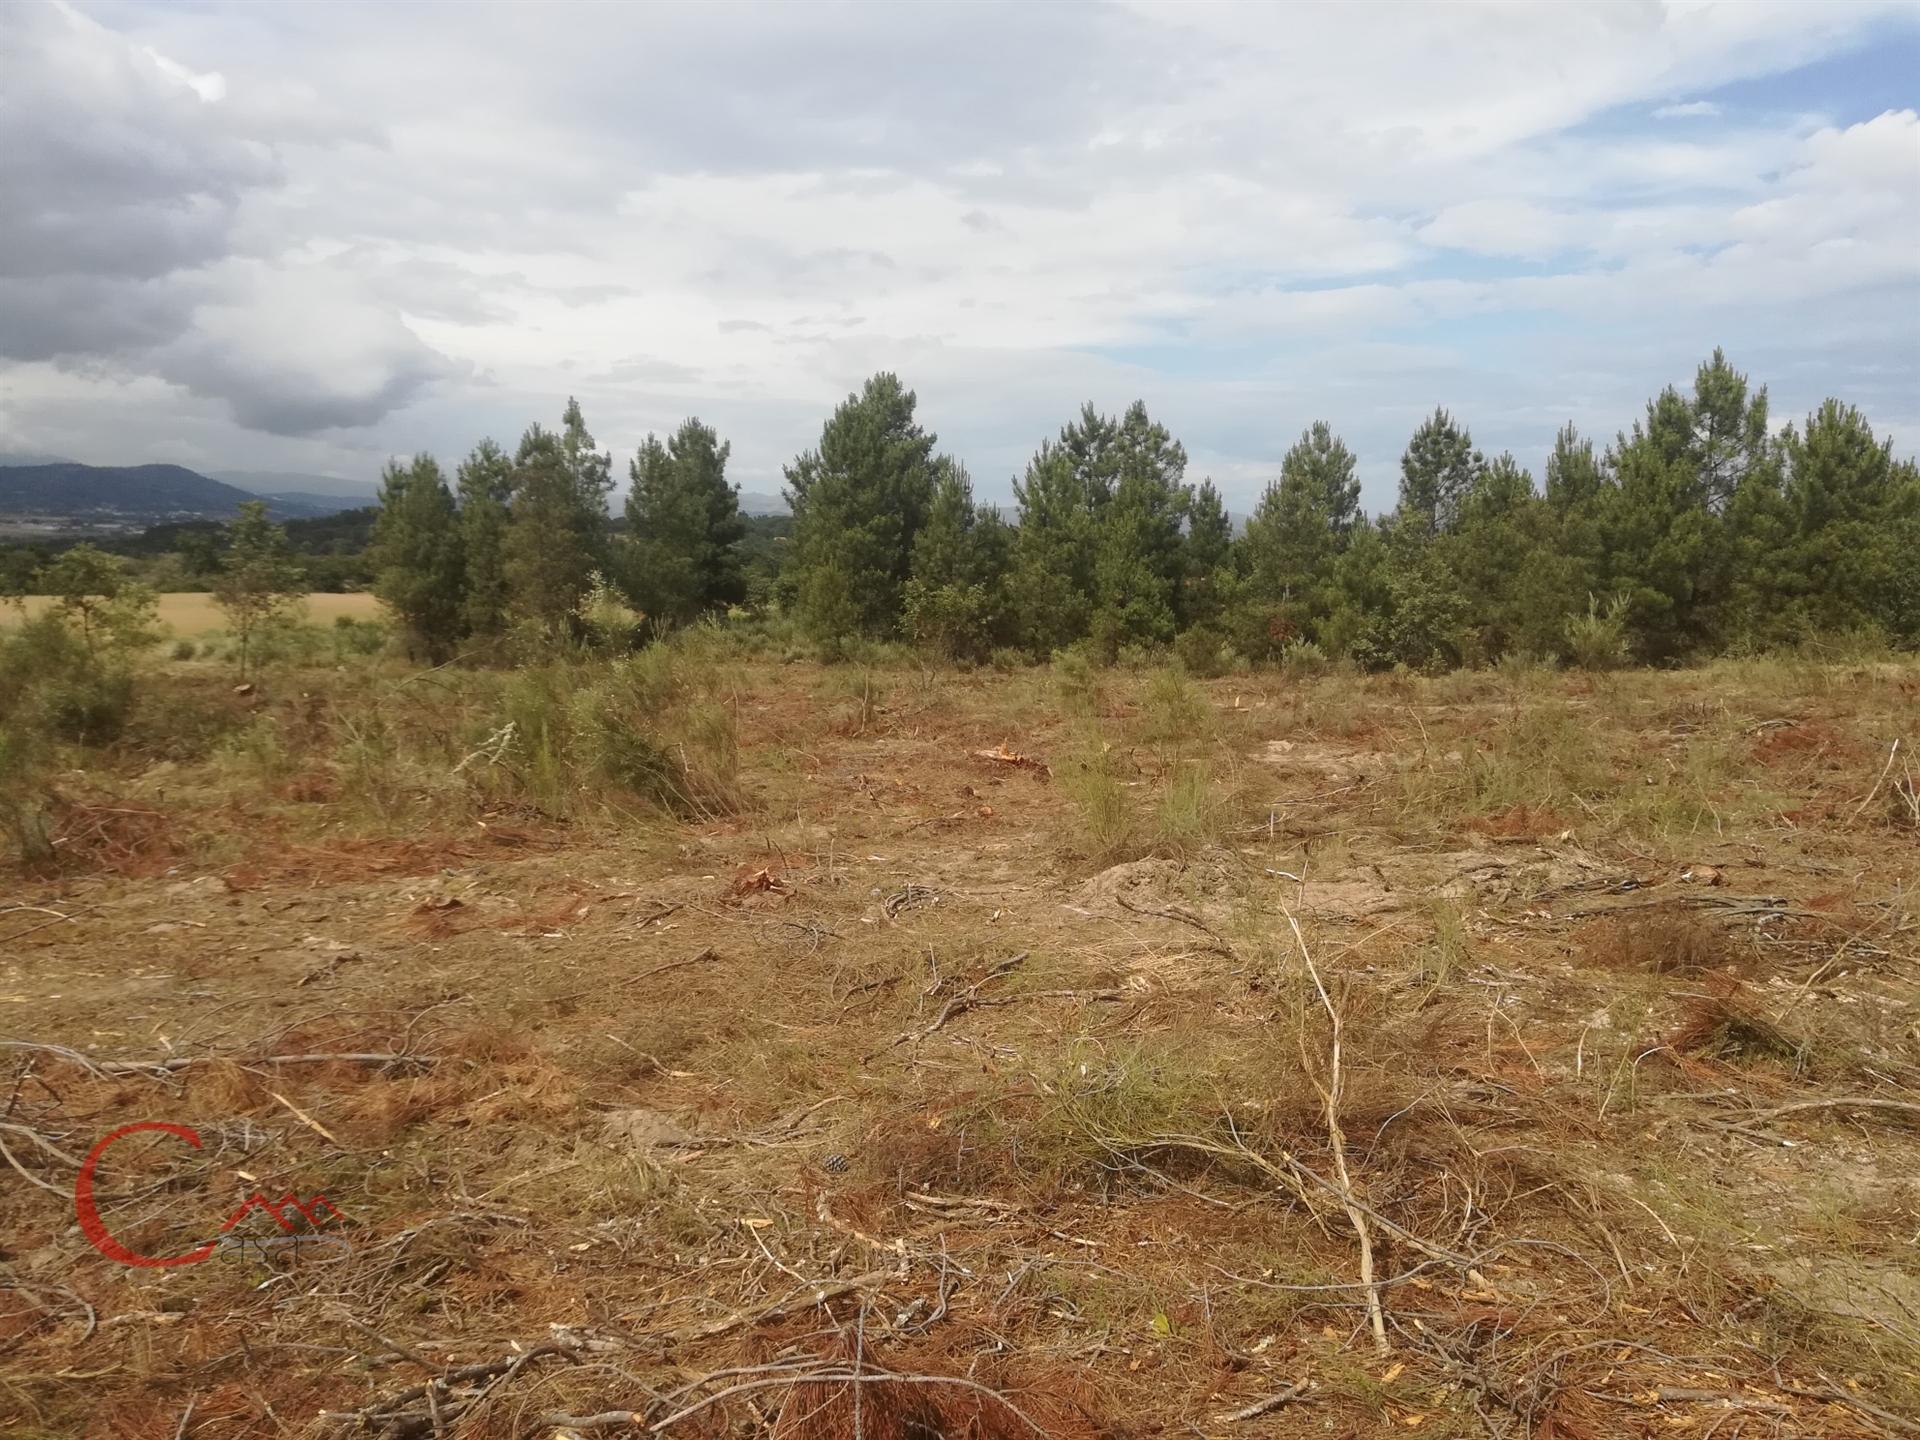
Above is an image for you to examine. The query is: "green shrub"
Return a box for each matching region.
[330,616,389,659]
[170,639,197,662]
[1062,729,1137,862]
[1278,639,1329,678]
[0,725,55,868]
[1565,593,1632,671]
[38,669,135,745]
[1172,624,1237,679]
[1154,761,1222,857]
[1052,647,1105,717]
[1141,663,1207,746]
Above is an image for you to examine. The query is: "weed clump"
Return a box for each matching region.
[1581,907,1741,975]
[1060,731,1137,862]
[1669,994,1803,1067]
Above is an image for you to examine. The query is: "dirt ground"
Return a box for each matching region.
[3,656,1917,1438]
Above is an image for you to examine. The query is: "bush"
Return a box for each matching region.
[0,725,55,868]
[1061,731,1137,862]
[1172,624,1237,679]
[170,639,197,661]
[331,616,389,659]
[39,669,135,745]
[1141,663,1207,746]
[1565,593,1632,671]
[1278,638,1329,678]
[575,572,646,655]
[0,612,136,745]
[1052,647,1105,717]
[1153,761,1221,857]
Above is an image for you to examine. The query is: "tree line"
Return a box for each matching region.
[369,351,1919,668]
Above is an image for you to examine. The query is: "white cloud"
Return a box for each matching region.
[0,0,1914,508]
[1655,100,1722,118]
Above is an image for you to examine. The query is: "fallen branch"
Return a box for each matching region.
[0,1042,433,1078]
[670,1267,903,1345]
[1746,1097,1920,1126]
[1280,898,1388,1353]
[866,953,1028,1061]
[1849,737,1902,822]
[1115,893,1238,957]
[1218,1379,1313,1422]
[317,1339,584,1436]
[630,947,721,983]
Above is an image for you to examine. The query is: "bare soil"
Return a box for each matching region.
[3,658,1917,1438]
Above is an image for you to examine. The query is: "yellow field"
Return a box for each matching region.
[3,590,384,635]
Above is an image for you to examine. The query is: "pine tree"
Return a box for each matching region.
[371,454,466,661]
[1396,408,1485,540]
[1689,348,1773,514]
[784,373,937,644]
[1008,440,1100,654]
[1322,515,1392,665]
[1089,400,1189,653]
[505,424,598,637]
[456,439,514,639]
[1782,400,1920,641]
[212,500,303,676]
[903,460,1010,660]
[624,417,747,629]
[560,396,615,571]
[1445,453,1562,659]
[1181,479,1232,626]
[1237,421,1361,652]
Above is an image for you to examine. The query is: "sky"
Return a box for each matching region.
[1,0,1916,513]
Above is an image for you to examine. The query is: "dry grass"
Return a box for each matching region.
[2,590,384,636]
[1,652,1916,1437]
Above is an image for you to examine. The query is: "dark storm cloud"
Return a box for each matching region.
[0,3,276,284]
[0,1,455,434]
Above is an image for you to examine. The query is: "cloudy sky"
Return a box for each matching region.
[2,0,1916,511]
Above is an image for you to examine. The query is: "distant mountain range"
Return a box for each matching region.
[0,453,786,523]
[210,469,383,503]
[0,463,359,522]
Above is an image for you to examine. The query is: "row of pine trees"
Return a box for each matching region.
[370,352,1919,668]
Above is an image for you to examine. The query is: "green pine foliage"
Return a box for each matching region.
[1089,401,1191,655]
[505,422,602,638]
[180,347,1909,675]
[784,372,938,647]
[371,454,465,661]
[1396,408,1485,540]
[457,439,515,639]
[903,460,1012,661]
[1233,421,1361,656]
[624,418,748,629]
[1181,479,1232,627]
[1009,439,1101,654]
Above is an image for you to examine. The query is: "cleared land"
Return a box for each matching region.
[2,591,384,635]
[3,653,1917,1438]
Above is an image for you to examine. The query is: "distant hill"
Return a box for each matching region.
[253,491,374,516]
[0,463,327,521]
[213,469,382,503]
[0,449,77,467]
[738,490,789,515]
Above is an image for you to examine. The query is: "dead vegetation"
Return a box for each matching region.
[2,653,1917,1438]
